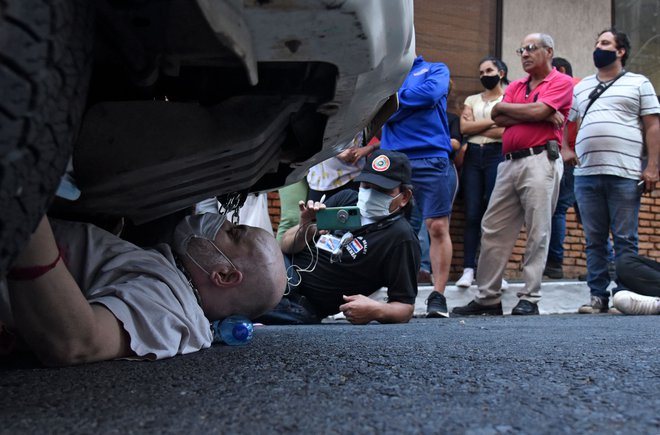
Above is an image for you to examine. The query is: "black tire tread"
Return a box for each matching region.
[0,0,93,275]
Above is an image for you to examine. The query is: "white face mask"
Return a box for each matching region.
[357,187,401,219]
[173,213,237,274]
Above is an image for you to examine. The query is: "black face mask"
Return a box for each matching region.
[480,75,501,90]
[593,48,618,68]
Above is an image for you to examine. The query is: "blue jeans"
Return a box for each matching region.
[460,143,503,268]
[574,175,640,299]
[548,164,575,264]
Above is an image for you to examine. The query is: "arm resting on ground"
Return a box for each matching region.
[7,216,132,366]
[339,294,413,324]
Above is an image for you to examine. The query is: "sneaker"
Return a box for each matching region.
[417,269,433,286]
[543,260,563,279]
[612,291,660,315]
[501,278,509,291]
[426,292,449,318]
[578,295,609,314]
[452,300,503,316]
[456,268,474,288]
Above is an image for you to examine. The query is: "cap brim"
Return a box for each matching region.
[354,172,400,190]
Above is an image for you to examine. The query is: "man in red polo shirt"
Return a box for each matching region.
[453,33,573,316]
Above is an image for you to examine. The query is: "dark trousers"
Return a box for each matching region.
[616,253,660,297]
[460,142,503,268]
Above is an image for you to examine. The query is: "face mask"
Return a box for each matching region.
[593,48,617,68]
[357,187,400,219]
[173,213,237,274]
[480,75,501,90]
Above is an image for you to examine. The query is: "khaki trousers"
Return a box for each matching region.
[475,151,563,304]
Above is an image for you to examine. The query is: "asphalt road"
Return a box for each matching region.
[1,315,658,434]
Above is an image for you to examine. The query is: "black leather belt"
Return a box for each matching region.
[504,144,546,161]
[468,142,502,148]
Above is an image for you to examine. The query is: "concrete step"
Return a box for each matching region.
[351,280,601,318]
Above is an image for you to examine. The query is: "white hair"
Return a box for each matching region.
[538,33,555,49]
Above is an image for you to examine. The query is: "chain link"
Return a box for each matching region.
[218,192,244,225]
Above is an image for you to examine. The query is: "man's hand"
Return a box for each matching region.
[339,294,381,325]
[546,111,565,129]
[640,167,659,194]
[298,199,327,227]
[336,148,358,164]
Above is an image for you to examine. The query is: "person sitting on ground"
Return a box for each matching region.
[1,213,286,366]
[258,149,421,325]
[612,253,660,315]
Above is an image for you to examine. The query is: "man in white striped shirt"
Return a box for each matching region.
[568,28,660,314]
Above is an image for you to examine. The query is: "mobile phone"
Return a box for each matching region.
[637,179,645,195]
[546,140,560,161]
[315,206,362,230]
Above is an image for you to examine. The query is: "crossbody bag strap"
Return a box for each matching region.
[582,70,626,117]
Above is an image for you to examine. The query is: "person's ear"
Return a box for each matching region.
[209,267,243,287]
[617,47,626,60]
[401,189,412,206]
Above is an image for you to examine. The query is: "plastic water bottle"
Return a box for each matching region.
[211,315,253,346]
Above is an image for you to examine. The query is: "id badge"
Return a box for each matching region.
[316,234,342,253]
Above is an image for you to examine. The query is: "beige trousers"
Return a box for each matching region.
[475,151,563,304]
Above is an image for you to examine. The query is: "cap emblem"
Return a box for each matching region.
[372,155,390,172]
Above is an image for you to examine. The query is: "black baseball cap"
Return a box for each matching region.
[354,149,412,190]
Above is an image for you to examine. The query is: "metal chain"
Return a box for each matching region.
[218,192,244,225]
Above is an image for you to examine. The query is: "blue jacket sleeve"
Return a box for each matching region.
[398,63,450,109]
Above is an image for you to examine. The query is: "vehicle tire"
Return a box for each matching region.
[0,0,93,275]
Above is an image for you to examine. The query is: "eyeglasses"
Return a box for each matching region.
[515,44,545,56]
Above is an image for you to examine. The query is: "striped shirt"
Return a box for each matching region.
[570,72,660,179]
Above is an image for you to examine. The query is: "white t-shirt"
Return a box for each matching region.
[463,93,504,145]
[1,220,213,360]
[570,72,660,179]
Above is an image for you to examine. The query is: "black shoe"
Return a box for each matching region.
[254,294,321,325]
[511,300,539,315]
[426,292,449,318]
[543,260,563,279]
[452,300,503,316]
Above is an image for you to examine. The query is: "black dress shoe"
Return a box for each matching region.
[511,300,539,315]
[452,300,503,316]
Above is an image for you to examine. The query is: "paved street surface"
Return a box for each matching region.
[1,315,657,434]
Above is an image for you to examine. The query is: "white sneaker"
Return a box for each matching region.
[612,291,660,315]
[456,268,474,288]
[501,278,509,291]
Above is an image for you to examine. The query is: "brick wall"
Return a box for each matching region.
[267,189,660,280]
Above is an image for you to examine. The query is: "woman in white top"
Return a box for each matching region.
[455,56,508,288]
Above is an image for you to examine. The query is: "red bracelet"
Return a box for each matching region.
[7,248,63,281]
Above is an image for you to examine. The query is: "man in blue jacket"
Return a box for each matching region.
[381,55,457,318]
